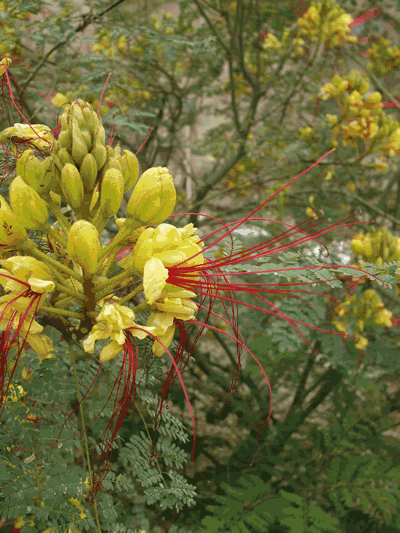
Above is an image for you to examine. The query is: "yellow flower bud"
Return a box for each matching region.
[99,168,124,216]
[61,163,84,211]
[71,117,89,165]
[0,195,27,245]
[126,167,176,227]
[15,149,46,192]
[9,176,49,229]
[91,143,107,171]
[57,147,75,167]
[42,155,63,197]
[67,220,101,275]
[119,149,139,193]
[80,153,98,190]
[58,127,73,151]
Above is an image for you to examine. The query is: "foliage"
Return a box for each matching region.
[1,0,400,532]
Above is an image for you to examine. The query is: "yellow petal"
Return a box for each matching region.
[99,340,124,362]
[143,257,168,304]
[51,93,69,107]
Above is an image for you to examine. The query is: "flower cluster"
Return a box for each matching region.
[366,37,400,75]
[0,58,390,503]
[351,226,400,270]
[333,288,393,351]
[293,0,358,54]
[320,70,400,156]
[0,0,31,58]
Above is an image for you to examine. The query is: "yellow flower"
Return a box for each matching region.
[0,123,53,153]
[82,302,157,362]
[51,92,69,107]
[146,311,176,356]
[354,333,368,350]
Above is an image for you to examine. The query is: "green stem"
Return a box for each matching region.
[19,238,84,283]
[130,302,152,313]
[117,283,144,307]
[40,305,84,319]
[46,202,72,238]
[68,342,102,533]
[94,265,140,299]
[53,281,87,303]
[99,246,120,278]
[97,224,133,265]
[44,224,68,249]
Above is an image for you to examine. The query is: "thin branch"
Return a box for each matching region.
[21,0,127,92]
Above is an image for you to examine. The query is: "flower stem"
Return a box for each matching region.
[94,265,140,300]
[68,342,102,533]
[97,224,132,265]
[46,202,72,238]
[116,283,144,306]
[40,305,84,319]
[18,238,84,283]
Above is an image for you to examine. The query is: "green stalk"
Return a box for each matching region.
[18,238,84,283]
[68,342,102,533]
[46,202,72,238]
[40,305,84,320]
[116,283,144,306]
[53,281,87,303]
[97,224,133,265]
[94,265,140,300]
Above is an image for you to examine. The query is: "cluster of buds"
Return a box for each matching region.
[333,288,393,351]
[366,37,400,75]
[320,70,400,156]
[0,84,188,362]
[293,0,358,55]
[0,2,31,58]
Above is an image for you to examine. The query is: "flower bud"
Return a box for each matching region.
[9,176,49,229]
[100,168,124,216]
[91,143,107,171]
[42,155,63,197]
[126,167,176,227]
[71,117,89,165]
[0,195,27,245]
[57,147,75,167]
[58,119,73,151]
[90,185,100,212]
[80,153,98,190]
[99,157,122,181]
[67,220,101,275]
[119,149,139,192]
[16,149,45,192]
[61,163,84,211]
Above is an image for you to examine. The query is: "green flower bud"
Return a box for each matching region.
[9,176,49,229]
[71,117,89,165]
[80,153,98,190]
[119,149,139,193]
[91,143,107,171]
[0,195,27,245]
[57,148,75,167]
[16,149,45,192]
[96,123,106,146]
[126,166,176,227]
[42,155,63,197]
[100,168,124,216]
[61,163,84,211]
[67,220,101,275]
[99,157,122,180]
[58,126,73,151]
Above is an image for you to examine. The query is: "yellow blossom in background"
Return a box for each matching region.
[51,93,70,107]
[294,0,358,50]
